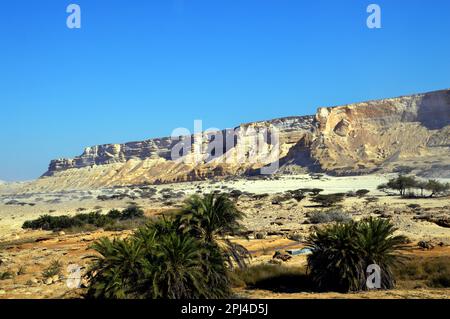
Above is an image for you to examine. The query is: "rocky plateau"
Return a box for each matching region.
[21,89,450,191]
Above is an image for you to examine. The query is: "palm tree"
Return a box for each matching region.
[179,193,245,240]
[306,217,406,292]
[85,237,144,299]
[355,217,407,289]
[149,232,210,299]
[85,216,233,299]
[306,221,365,292]
[178,193,250,268]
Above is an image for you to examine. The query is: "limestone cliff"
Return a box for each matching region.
[312,89,450,175]
[28,89,449,191]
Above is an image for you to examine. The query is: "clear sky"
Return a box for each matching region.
[1,0,449,181]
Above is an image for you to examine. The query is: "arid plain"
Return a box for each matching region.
[0,174,449,299]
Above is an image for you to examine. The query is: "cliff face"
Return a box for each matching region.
[46,138,179,173]
[312,89,450,175]
[45,116,315,175]
[31,89,450,190]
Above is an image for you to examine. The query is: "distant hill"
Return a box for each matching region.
[24,88,450,191]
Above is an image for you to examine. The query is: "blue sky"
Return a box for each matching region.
[1,0,449,181]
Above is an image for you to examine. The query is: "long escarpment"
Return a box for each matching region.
[29,89,450,190]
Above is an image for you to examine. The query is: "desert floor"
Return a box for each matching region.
[0,174,449,299]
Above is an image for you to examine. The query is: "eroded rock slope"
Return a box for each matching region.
[25,89,450,191]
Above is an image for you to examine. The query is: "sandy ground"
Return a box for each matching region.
[0,231,449,299]
[0,174,449,299]
[237,288,450,299]
[0,173,422,237]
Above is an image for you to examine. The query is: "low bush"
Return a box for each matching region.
[355,189,370,197]
[297,188,323,196]
[364,197,379,204]
[251,193,269,200]
[287,231,303,242]
[271,194,292,203]
[394,256,450,288]
[17,265,27,275]
[65,223,99,234]
[231,264,313,292]
[22,215,79,230]
[229,190,243,198]
[289,190,306,202]
[311,193,346,207]
[254,232,267,240]
[103,218,148,232]
[307,210,351,224]
[106,209,122,219]
[42,260,63,279]
[22,206,146,231]
[310,188,324,196]
[429,272,450,288]
[0,271,13,280]
[120,205,144,220]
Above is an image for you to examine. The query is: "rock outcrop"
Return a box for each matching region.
[26,89,449,190]
[44,116,315,175]
[311,89,450,175]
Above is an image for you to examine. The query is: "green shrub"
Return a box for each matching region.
[288,190,306,202]
[22,206,146,232]
[120,205,144,220]
[311,193,345,207]
[272,194,292,203]
[394,256,450,288]
[307,210,351,224]
[310,188,324,196]
[106,209,122,219]
[0,271,13,280]
[429,273,450,288]
[42,260,63,279]
[355,189,370,197]
[231,264,312,292]
[364,197,379,204]
[17,265,27,275]
[296,188,323,196]
[72,211,113,228]
[65,224,98,234]
[103,219,148,232]
[22,214,78,230]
